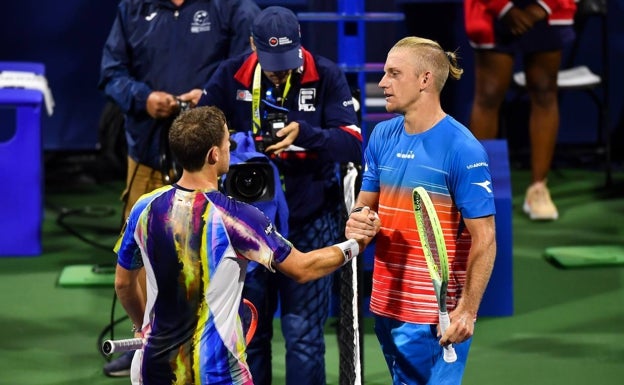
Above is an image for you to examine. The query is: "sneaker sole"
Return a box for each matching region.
[523,201,559,221]
[103,369,130,377]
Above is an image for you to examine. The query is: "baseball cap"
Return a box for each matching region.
[252,6,303,72]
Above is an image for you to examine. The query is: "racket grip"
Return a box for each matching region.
[102,337,144,355]
[438,311,458,363]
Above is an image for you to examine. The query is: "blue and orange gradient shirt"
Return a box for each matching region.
[361,115,496,324]
[115,185,291,385]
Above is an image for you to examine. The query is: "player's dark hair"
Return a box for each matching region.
[169,106,227,172]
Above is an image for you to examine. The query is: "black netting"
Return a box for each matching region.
[338,262,355,384]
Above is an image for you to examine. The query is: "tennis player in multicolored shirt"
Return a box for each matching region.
[346,37,497,385]
[113,106,380,385]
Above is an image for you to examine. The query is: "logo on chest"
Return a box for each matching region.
[236,90,252,101]
[396,150,415,159]
[191,10,211,33]
[298,88,316,112]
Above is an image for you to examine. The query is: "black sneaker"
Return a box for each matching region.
[103,350,133,377]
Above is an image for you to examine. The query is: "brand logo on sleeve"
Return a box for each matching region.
[466,161,488,169]
[471,180,492,193]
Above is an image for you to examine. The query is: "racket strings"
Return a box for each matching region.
[421,209,442,272]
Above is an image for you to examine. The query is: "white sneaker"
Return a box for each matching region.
[523,181,558,220]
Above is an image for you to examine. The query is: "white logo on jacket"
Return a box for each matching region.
[191,10,211,33]
[298,88,316,111]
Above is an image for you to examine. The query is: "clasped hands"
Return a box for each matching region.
[503,4,548,36]
[345,207,381,250]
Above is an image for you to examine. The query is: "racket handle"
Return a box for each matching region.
[438,311,458,363]
[102,337,144,355]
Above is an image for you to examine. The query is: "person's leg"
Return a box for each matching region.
[242,265,278,385]
[524,50,562,183]
[469,50,515,139]
[280,208,340,385]
[280,274,332,385]
[374,317,471,385]
[122,157,166,221]
[522,50,561,220]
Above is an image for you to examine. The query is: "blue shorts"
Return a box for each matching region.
[491,19,575,55]
[374,315,472,385]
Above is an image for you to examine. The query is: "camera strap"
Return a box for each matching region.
[251,63,292,135]
[251,65,262,135]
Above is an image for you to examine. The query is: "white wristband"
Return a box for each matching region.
[335,239,360,266]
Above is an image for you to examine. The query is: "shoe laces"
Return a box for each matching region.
[528,183,551,204]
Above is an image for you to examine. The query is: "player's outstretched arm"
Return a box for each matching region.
[276,208,380,283]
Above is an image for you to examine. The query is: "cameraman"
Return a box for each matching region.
[197,6,362,385]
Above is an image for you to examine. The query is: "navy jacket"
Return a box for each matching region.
[199,49,362,223]
[99,0,259,169]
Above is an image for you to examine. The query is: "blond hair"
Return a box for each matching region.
[391,36,463,91]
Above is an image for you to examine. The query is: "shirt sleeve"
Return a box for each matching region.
[213,194,292,271]
[360,122,383,193]
[448,140,497,219]
[293,57,362,164]
[98,3,152,114]
[114,204,144,270]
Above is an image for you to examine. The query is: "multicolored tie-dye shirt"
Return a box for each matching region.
[114,185,292,385]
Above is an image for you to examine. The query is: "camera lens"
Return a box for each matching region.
[232,167,267,201]
[224,163,275,203]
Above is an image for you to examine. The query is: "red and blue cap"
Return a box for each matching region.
[252,6,303,72]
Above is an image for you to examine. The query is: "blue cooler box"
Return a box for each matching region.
[0,62,46,256]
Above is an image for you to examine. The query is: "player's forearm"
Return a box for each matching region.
[280,239,360,283]
[459,238,496,316]
[116,286,145,330]
[297,246,351,282]
[114,266,145,329]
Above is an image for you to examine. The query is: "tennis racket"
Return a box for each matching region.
[102,337,144,355]
[101,299,259,355]
[412,186,457,363]
[240,298,258,345]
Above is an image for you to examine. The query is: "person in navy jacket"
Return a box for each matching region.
[198,6,362,385]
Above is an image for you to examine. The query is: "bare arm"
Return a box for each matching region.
[277,207,380,283]
[114,264,145,333]
[440,215,496,346]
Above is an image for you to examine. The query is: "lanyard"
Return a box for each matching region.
[251,64,292,135]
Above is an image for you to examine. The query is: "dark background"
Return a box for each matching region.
[1,0,622,152]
